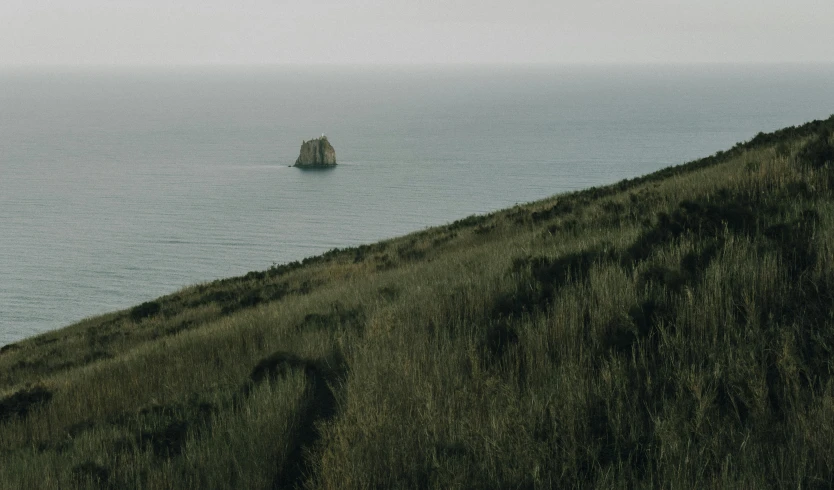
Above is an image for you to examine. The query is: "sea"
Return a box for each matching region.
[2,64,833,346]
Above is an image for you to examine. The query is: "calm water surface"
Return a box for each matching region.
[2,64,833,345]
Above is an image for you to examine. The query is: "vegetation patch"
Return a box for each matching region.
[71,461,111,487]
[0,343,20,356]
[626,193,761,263]
[396,240,427,261]
[482,321,519,363]
[798,128,834,168]
[130,301,161,322]
[0,385,53,423]
[248,350,346,489]
[377,286,400,301]
[496,248,608,318]
[295,304,364,334]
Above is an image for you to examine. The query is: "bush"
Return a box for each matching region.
[798,130,834,168]
[130,301,161,322]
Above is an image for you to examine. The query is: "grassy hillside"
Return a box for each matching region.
[2,116,834,489]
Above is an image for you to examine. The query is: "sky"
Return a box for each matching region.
[2,0,833,66]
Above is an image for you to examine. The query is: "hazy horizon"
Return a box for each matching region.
[3,62,833,71]
[2,1,833,66]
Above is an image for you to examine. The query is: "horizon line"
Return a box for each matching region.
[3,61,834,70]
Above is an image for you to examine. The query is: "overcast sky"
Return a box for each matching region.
[2,0,833,66]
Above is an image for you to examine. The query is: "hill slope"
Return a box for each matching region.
[2,116,834,489]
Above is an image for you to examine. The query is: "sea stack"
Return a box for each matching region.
[294,136,337,167]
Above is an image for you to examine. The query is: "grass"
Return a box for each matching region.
[1,116,834,488]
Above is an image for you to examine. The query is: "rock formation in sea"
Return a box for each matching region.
[294,136,337,167]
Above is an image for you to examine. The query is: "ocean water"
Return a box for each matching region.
[1,64,833,346]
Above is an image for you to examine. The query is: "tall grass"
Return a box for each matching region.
[1,116,833,488]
